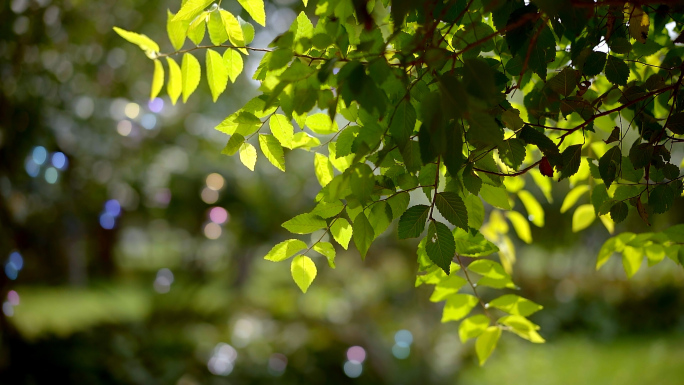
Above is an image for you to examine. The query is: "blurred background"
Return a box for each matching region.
[1,0,684,384]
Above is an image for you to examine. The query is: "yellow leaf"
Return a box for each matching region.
[165,57,182,105]
[223,49,243,83]
[206,49,228,102]
[572,204,595,232]
[181,53,201,102]
[291,255,317,293]
[150,59,164,100]
[239,142,257,171]
[237,0,266,27]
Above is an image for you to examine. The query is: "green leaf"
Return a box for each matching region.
[220,10,245,48]
[664,224,684,243]
[489,294,543,317]
[468,112,504,147]
[258,134,286,171]
[181,53,201,102]
[560,185,590,213]
[165,57,182,105]
[311,200,345,219]
[150,59,164,100]
[559,144,582,181]
[598,146,622,188]
[649,185,675,214]
[350,163,374,204]
[583,51,606,77]
[330,218,352,249]
[237,0,266,26]
[627,4,649,43]
[463,171,482,196]
[610,201,629,223]
[435,192,469,231]
[390,99,416,148]
[505,211,532,244]
[238,142,257,170]
[223,49,243,83]
[498,139,526,170]
[517,190,544,227]
[291,255,316,293]
[429,274,467,302]
[622,246,643,278]
[397,205,430,239]
[353,212,374,259]
[666,112,684,135]
[591,184,610,215]
[282,213,326,234]
[387,192,410,219]
[208,10,229,45]
[222,133,245,156]
[453,228,499,257]
[314,153,334,187]
[313,241,336,268]
[441,294,478,322]
[425,221,456,274]
[548,67,578,97]
[172,0,213,22]
[459,315,490,343]
[464,195,485,229]
[264,239,307,262]
[480,184,511,210]
[206,49,228,102]
[305,113,337,135]
[187,12,207,45]
[113,27,160,53]
[605,55,630,86]
[475,326,501,365]
[167,10,189,51]
[498,315,545,343]
[571,204,595,232]
[468,259,510,280]
[269,114,294,149]
[366,202,393,240]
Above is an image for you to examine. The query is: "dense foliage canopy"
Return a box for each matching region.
[116,0,684,364]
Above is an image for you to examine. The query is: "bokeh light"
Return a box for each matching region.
[124,102,140,119]
[208,343,237,376]
[51,152,67,169]
[45,167,58,184]
[25,158,40,177]
[7,290,20,306]
[32,146,47,165]
[2,302,13,317]
[392,344,410,359]
[153,268,174,294]
[5,263,18,280]
[204,222,222,239]
[148,98,164,113]
[343,361,363,378]
[140,114,157,130]
[105,199,121,217]
[9,252,23,271]
[268,353,287,376]
[206,173,224,191]
[209,207,229,224]
[347,346,366,364]
[117,120,132,136]
[395,330,413,346]
[201,187,219,204]
[392,329,413,359]
[99,213,116,230]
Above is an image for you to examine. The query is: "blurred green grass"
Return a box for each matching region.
[461,335,684,385]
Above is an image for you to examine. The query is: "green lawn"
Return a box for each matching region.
[460,335,684,385]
